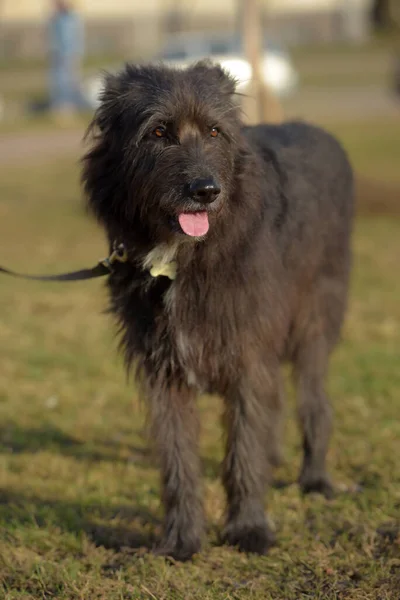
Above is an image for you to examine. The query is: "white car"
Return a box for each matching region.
[158,33,299,98]
[84,33,299,110]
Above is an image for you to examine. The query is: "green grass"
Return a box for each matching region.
[0,122,399,598]
[328,118,400,183]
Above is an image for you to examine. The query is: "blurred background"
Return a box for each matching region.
[0,3,399,597]
[0,1,399,190]
[1,0,400,125]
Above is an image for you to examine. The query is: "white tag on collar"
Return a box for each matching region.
[149,260,177,280]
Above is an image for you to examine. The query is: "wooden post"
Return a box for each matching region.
[240,0,283,125]
[389,0,400,100]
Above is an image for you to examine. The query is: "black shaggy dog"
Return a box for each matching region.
[82,61,354,561]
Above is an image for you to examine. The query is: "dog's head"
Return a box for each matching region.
[83,61,242,245]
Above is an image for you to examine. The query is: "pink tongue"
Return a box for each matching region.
[178,212,209,237]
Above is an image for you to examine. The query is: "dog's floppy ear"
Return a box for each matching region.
[94,65,163,132]
[190,60,237,96]
[92,71,126,133]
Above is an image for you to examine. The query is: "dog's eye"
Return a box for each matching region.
[210,127,219,138]
[153,126,167,138]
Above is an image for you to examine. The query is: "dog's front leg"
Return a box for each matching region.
[149,382,204,561]
[222,365,282,554]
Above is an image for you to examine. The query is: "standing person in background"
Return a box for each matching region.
[49,0,89,121]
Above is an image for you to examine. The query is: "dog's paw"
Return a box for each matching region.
[299,474,335,499]
[155,536,201,562]
[222,521,276,555]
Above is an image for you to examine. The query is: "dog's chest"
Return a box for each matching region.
[163,281,239,392]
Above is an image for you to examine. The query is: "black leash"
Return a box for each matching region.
[0,242,128,283]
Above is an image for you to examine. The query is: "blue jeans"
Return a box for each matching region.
[50,55,90,110]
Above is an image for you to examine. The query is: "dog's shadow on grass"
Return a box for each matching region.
[0,422,159,552]
[0,487,159,552]
[0,421,153,466]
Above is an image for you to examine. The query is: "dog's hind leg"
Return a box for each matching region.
[292,332,335,499]
[221,362,282,554]
[149,383,204,561]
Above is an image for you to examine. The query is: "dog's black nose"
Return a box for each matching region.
[188,178,221,204]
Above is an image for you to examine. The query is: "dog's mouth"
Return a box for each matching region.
[177,211,209,237]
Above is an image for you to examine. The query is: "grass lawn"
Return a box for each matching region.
[0,120,399,598]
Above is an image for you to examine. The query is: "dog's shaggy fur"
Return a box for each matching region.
[82,61,354,561]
